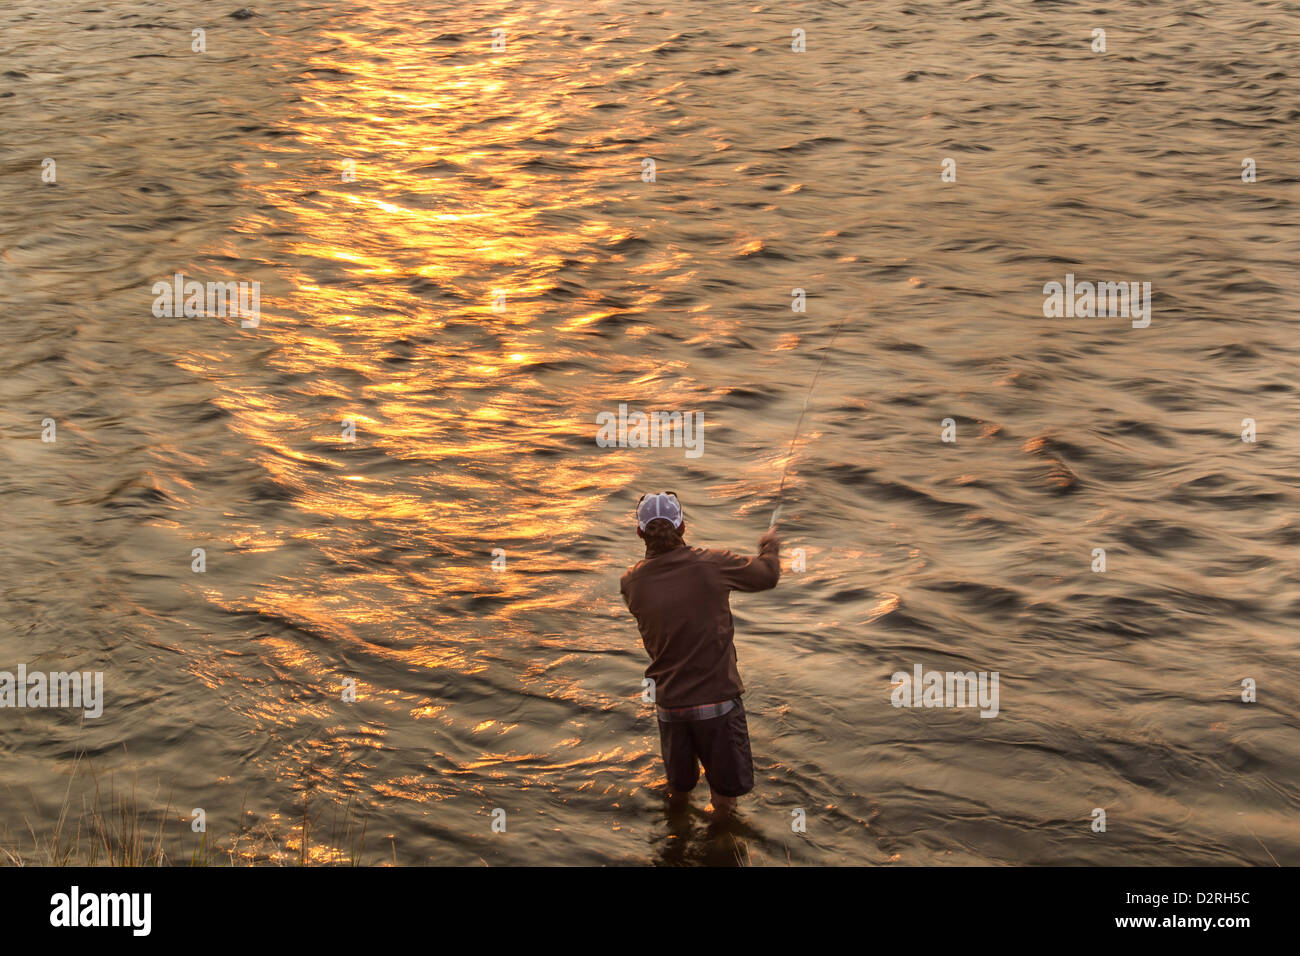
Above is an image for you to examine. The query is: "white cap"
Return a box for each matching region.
[637,492,683,531]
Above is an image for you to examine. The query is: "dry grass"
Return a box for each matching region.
[730,835,792,867]
[2,750,374,867]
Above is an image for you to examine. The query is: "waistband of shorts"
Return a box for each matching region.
[656,697,740,722]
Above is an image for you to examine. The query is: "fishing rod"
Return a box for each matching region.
[769,313,850,529]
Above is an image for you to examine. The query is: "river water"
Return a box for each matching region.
[1,0,1297,865]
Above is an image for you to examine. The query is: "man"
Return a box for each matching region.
[619,492,781,820]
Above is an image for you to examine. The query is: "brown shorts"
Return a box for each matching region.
[657,698,754,798]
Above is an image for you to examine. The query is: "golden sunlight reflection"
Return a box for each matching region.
[176,19,699,816]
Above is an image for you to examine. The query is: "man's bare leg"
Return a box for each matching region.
[666,788,691,810]
[708,790,736,821]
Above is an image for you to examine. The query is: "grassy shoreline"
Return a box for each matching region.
[2,754,374,866]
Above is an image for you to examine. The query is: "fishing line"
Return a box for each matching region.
[769,314,850,528]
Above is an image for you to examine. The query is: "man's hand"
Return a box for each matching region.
[759,527,781,552]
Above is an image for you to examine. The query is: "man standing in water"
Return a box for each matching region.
[620,493,781,821]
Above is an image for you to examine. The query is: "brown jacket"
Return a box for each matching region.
[620,541,780,708]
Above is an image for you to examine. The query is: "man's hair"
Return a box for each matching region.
[641,517,685,557]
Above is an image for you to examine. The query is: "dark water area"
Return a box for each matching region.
[1,0,1297,865]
